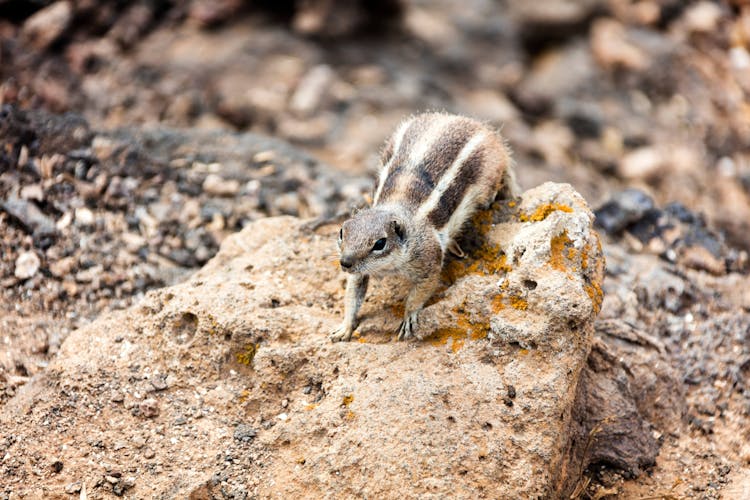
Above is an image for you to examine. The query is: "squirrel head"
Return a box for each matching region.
[337,208,407,275]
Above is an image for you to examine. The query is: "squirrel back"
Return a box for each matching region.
[373,112,517,247]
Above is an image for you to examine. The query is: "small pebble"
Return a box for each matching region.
[202,174,240,197]
[233,424,257,442]
[20,184,44,201]
[75,207,96,227]
[150,375,168,391]
[21,0,73,50]
[138,398,160,418]
[507,385,516,399]
[618,147,663,180]
[64,482,82,494]
[14,251,40,280]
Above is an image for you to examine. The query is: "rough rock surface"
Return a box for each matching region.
[0,106,369,391]
[0,182,603,498]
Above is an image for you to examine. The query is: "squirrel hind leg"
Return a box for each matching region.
[495,164,521,200]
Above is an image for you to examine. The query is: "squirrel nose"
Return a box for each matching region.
[340,256,354,270]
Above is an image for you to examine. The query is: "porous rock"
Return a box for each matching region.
[0,183,603,498]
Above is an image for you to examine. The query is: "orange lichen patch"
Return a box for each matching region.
[472,203,496,230]
[342,394,354,406]
[520,203,573,222]
[509,296,528,310]
[345,411,357,421]
[518,349,529,356]
[426,306,491,352]
[469,323,491,340]
[581,243,590,271]
[549,231,572,272]
[238,389,250,403]
[508,200,517,208]
[296,457,306,465]
[457,309,490,340]
[427,327,467,353]
[441,202,514,284]
[442,243,511,283]
[491,294,505,313]
[356,332,392,344]
[305,403,318,411]
[236,343,259,365]
[442,259,468,283]
[450,335,466,352]
[584,281,604,314]
[484,252,512,275]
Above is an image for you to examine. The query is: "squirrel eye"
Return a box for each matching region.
[372,238,387,252]
[339,228,343,240]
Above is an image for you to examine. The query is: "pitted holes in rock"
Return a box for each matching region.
[171,312,198,344]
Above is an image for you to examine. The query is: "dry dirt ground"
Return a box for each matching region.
[1,0,750,498]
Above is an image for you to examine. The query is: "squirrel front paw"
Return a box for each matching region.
[330,322,354,342]
[397,312,419,341]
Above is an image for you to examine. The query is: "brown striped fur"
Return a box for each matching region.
[331,112,518,342]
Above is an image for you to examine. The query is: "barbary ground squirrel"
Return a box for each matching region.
[331,112,519,342]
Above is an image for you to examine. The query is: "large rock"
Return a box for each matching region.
[0,183,603,498]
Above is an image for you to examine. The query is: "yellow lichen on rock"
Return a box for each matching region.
[581,243,590,271]
[584,281,604,313]
[428,327,467,353]
[236,343,259,365]
[509,296,528,310]
[442,241,512,283]
[520,203,573,222]
[427,304,491,352]
[550,231,572,272]
[238,389,250,403]
[492,293,505,313]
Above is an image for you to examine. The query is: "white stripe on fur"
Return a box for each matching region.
[373,118,412,204]
[416,131,487,222]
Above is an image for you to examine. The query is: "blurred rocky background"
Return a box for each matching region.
[1,0,749,497]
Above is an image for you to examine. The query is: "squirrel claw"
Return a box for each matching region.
[330,323,353,342]
[447,240,466,258]
[397,313,418,341]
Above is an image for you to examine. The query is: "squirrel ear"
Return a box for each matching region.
[392,220,405,241]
